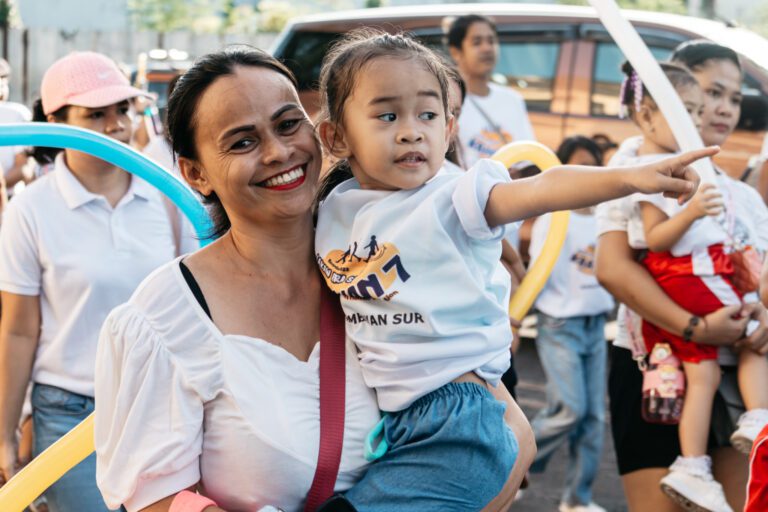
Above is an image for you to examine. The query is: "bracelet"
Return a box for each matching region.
[169,490,217,512]
[683,315,701,342]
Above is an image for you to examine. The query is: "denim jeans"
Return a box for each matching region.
[32,383,110,512]
[530,312,607,507]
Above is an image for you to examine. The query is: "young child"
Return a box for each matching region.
[313,30,710,511]
[621,61,768,512]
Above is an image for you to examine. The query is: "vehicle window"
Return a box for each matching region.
[496,41,560,112]
[591,42,671,116]
[274,31,341,90]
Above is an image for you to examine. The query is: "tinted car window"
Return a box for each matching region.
[496,40,559,112]
[591,42,671,116]
[275,31,341,90]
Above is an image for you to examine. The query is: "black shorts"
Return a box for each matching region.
[608,345,743,475]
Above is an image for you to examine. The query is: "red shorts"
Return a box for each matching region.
[642,245,742,363]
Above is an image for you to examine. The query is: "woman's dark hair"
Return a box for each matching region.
[167,45,297,239]
[619,61,699,118]
[316,29,450,203]
[671,39,741,73]
[446,14,497,50]
[30,98,68,166]
[556,136,604,166]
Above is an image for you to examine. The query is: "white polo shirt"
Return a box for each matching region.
[0,154,182,397]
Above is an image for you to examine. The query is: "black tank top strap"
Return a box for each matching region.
[179,260,212,320]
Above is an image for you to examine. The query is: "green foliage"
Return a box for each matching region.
[257,1,297,33]
[127,0,223,33]
[558,0,685,14]
[0,0,20,28]
[746,3,768,39]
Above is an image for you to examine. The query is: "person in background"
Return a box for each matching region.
[527,136,613,512]
[595,40,768,512]
[0,58,32,196]
[0,51,196,511]
[446,14,535,167]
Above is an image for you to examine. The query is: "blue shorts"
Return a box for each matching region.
[344,382,519,511]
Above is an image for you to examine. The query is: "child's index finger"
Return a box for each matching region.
[675,146,720,168]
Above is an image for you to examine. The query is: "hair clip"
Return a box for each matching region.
[633,71,643,113]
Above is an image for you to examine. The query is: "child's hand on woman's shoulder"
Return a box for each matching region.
[628,146,719,204]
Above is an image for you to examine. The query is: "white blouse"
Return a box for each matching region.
[95,260,380,512]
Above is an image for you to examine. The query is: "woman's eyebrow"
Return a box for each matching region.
[220,124,255,141]
[270,103,301,121]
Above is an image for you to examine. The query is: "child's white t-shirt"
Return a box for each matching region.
[530,212,614,318]
[315,160,515,412]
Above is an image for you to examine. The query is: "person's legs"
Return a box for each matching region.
[738,349,768,410]
[530,313,587,472]
[31,384,110,512]
[563,314,607,507]
[679,360,721,457]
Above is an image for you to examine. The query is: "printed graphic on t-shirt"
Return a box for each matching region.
[571,244,596,276]
[468,128,513,158]
[317,235,411,300]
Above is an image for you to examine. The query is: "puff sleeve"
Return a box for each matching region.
[452,159,515,241]
[94,304,203,512]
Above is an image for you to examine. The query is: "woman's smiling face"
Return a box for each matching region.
[181,65,322,226]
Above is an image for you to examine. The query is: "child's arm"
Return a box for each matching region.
[484,147,716,228]
[641,183,723,253]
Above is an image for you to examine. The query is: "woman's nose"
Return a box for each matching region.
[261,133,292,164]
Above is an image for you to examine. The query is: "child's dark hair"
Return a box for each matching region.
[316,29,450,203]
[671,39,741,73]
[30,98,68,165]
[167,45,297,239]
[443,60,466,168]
[619,61,699,119]
[446,14,497,50]
[556,136,604,166]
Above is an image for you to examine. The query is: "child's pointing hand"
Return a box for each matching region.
[630,146,719,204]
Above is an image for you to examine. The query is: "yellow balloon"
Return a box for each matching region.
[0,413,94,511]
[0,142,570,512]
[491,141,571,321]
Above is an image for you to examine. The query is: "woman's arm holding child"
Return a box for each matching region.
[484,147,716,228]
[640,183,723,253]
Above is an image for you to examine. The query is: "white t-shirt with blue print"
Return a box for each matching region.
[315,159,515,412]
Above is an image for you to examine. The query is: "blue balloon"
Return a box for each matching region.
[0,123,213,245]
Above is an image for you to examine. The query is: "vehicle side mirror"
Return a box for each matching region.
[737,91,768,132]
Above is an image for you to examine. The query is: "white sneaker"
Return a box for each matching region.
[558,502,606,512]
[660,456,732,512]
[730,408,768,455]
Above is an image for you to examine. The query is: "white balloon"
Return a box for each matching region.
[588,0,717,185]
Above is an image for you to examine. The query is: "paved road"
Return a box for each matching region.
[512,339,628,512]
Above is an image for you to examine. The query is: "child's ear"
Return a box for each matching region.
[178,157,213,197]
[636,105,655,134]
[445,114,455,149]
[319,121,352,159]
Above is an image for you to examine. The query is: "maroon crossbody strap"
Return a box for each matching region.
[304,285,347,511]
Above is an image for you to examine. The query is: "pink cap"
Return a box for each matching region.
[41,51,147,115]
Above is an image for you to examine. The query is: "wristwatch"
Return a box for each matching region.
[683,315,701,342]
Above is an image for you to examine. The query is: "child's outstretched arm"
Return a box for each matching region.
[641,183,723,253]
[484,147,717,228]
